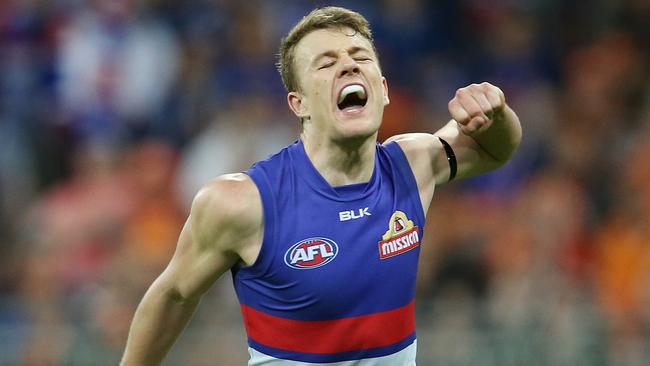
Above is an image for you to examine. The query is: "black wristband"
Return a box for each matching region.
[438,137,457,182]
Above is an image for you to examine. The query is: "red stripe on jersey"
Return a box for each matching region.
[240,300,415,354]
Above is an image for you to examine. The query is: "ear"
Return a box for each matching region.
[382,77,390,106]
[288,92,309,119]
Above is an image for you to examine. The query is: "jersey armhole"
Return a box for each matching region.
[383,142,426,226]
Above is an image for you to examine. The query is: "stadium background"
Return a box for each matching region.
[0,0,648,365]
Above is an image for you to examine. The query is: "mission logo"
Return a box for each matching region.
[378,211,420,259]
[284,237,339,269]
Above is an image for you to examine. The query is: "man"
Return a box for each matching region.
[121,6,521,365]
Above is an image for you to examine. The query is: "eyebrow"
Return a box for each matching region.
[311,46,372,66]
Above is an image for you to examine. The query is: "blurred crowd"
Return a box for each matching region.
[0,0,648,365]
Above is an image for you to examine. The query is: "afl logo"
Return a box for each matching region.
[284,237,339,269]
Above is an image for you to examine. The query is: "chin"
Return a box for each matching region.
[333,118,381,142]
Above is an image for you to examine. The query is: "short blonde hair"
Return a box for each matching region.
[277,6,377,92]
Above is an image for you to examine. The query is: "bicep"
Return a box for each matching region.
[159,218,239,302]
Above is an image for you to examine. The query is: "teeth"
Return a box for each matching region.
[338,84,367,104]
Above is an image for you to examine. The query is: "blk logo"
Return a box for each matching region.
[339,207,371,221]
[284,237,339,269]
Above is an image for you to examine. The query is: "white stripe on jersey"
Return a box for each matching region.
[247,340,416,366]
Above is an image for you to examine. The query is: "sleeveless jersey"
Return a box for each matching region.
[233,139,425,365]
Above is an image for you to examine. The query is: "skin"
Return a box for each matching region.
[120,26,522,365]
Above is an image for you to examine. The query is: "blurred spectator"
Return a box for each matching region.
[57,0,180,146]
[121,140,184,274]
[593,133,650,365]
[18,143,133,364]
[177,95,295,208]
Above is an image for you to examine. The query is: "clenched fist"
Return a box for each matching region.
[448,82,506,137]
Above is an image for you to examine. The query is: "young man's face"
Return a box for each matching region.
[289,27,389,142]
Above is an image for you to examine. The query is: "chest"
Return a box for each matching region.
[265,187,422,314]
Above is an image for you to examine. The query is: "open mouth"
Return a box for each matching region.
[337,84,368,111]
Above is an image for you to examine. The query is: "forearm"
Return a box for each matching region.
[470,104,522,163]
[121,277,200,366]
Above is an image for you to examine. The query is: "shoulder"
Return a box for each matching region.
[193,173,260,210]
[190,173,263,254]
[383,133,445,175]
[384,133,442,155]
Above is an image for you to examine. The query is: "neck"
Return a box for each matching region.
[301,132,377,187]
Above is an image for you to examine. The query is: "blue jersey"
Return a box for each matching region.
[233,139,425,365]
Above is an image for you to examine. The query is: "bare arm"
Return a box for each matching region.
[120,174,262,365]
[385,83,522,211]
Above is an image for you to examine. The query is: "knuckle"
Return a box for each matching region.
[457,86,471,95]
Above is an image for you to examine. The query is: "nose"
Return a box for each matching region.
[338,54,360,77]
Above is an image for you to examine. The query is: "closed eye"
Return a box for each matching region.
[319,61,336,69]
